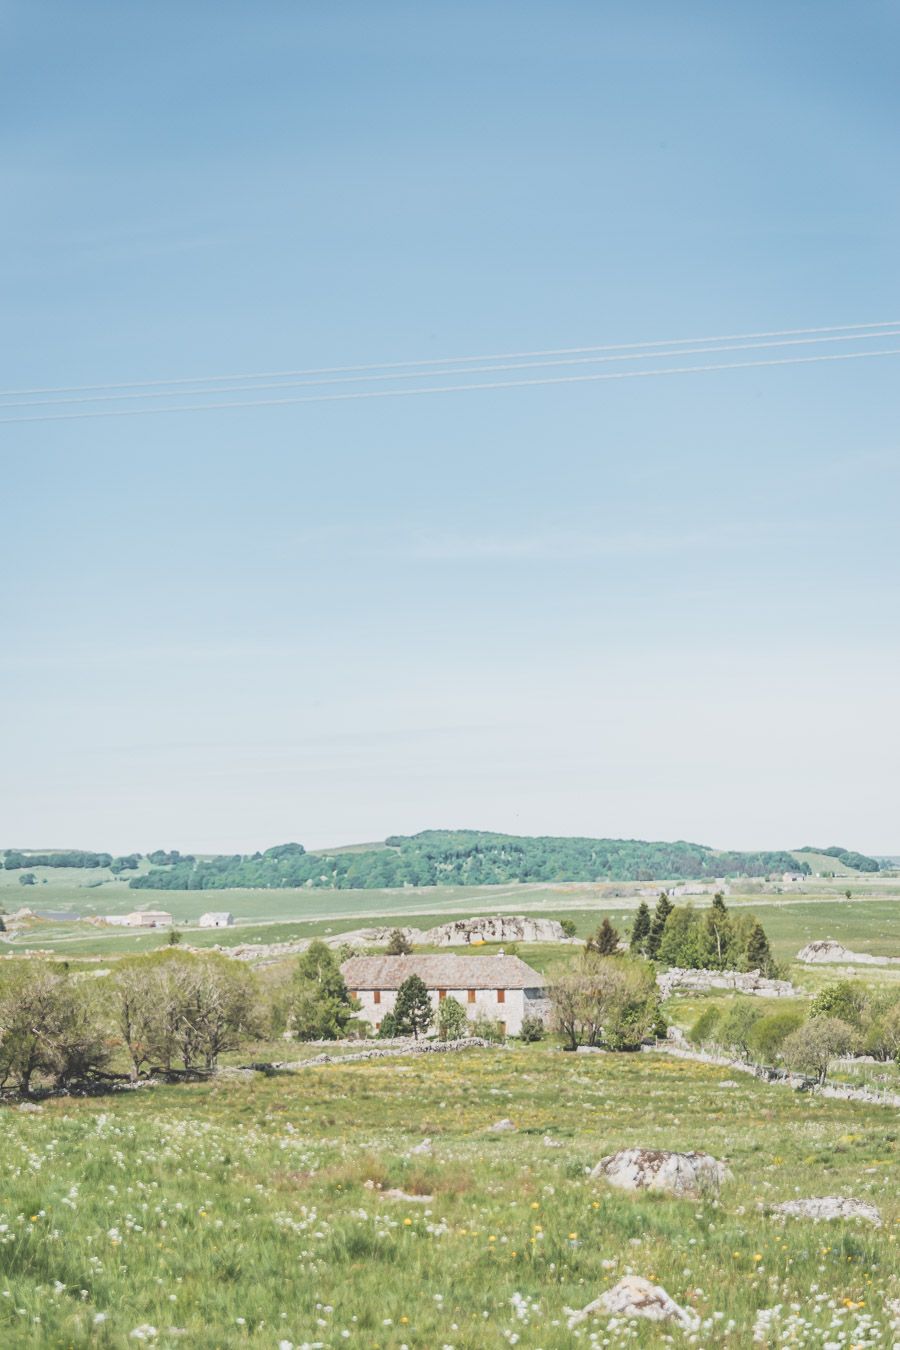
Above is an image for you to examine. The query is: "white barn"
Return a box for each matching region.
[198,911,235,928]
[340,953,548,1036]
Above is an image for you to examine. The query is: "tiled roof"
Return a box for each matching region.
[340,953,545,991]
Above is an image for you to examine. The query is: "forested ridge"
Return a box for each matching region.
[124,830,819,891]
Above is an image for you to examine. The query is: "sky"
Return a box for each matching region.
[1,2,899,855]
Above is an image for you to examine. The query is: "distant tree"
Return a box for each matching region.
[386,928,412,955]
[629,901,651,954]
[715,1001,763,1059]
[702,892,733,968]
[0,916,5,932]
[18,872,36,887]
[644,893,674,961]
[560,919,577,938]
[587,918,620,956]
[436,995,467,1041]
[845,888,852,900]
[747,1009,805,1065]
[292,941,359,1041]
[167,928,182,945]
[393,975,434,1040]
[781,1016,859,1084]
[744,921,776,976]
[809,980,865,1027]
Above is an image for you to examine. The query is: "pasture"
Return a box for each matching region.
[1,1045,897,1347]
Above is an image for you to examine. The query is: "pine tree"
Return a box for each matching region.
[745,921,776,977]
[645,892,674,961]
[587,917,621,956]
[629,901,651,953]
[393,975,434,1039]
[386,928,412,955]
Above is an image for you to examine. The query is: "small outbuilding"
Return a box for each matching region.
[125,909,173,928]
[198,911,235,929]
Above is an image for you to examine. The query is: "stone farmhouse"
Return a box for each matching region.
[340,952,548,1036]
[198,911,235,928]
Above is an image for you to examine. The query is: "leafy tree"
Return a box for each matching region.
[549,954,657,1050]
[716,1001,763,1058]
[747,1009,805,1065]
[781,1016,859,1084]
[292,941,359,1041]
[809,981,865,1027]
[393,975,434,1040]
[629,901,651,953]
[644,893,674,961]
[657,906,705,968]
[688,1006,722,1046]
[560,919,577,938]
[436,995,467,1041]
[586,917,620,956]
[386,928,412,955]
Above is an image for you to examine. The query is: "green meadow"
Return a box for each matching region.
[1,1045,897,1348]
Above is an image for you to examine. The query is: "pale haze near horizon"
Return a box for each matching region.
[2,3,898,857]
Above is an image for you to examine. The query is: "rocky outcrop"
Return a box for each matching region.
[422,915,567,945]
[771,1197,882,1226]
[796,940,897,966]
[567,1277,700,1331]
[657,967,796,998]
[592,1147,729,1197]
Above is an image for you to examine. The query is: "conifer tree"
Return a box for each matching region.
[645,892,674,961]
[587,917,621,956]
[393,974,434,1039]
[745,921,776,977]
[629,901,651,954]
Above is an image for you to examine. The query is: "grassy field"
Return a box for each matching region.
[1,1045,897,1348]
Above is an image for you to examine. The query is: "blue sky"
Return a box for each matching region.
[2,2,898,854]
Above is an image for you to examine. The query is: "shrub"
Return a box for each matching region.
[560,919,577,938]
[471,1015,506,1043]
[747,1009,805,1064]
[716,1001,763,1058]
[385,929,412,956]
[377,1012,398,1039]
[688,1006,722,1047]
[518,1013,545,1042]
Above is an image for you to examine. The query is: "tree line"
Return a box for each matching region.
[129,832,815,891]
[688,979,900,1083]
[627,891,777,975]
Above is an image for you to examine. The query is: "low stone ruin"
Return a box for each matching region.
[656,967,796,998]
[592,1147,729,1197]
[567,1276,700,1331]
[796,940,898,966]
[771,1196,882,1226]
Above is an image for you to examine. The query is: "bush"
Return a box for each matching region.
[471,1015,506,1043]
[747,1009,805,1065]
[688,1006,722,1047]
[560,919,577,938]
[518,1014,545,1042]
[716,1001,763,1058]
[377,1013,398,1039]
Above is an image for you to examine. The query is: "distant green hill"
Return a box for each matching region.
[119,830,810,891]
[791,846,881,876]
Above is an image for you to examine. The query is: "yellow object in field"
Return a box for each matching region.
[470,938,486,946]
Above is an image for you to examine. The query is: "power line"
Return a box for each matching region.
[4,327,899,411]
[3,344,899,426]
[1,319,898,400]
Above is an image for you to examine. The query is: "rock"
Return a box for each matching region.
[657,967,796,998]
[422,915,567,946]
[543,1136,562,1148]
[796,940,897,966]
[18,1101,42,1113]
[567,1276,700,1331]
[771,1197,882,1226]
[408,1138,432,1155]
[382,1188,432,1203]
[718,1080,739,1088]
[488,1118,517,1132]
[592,1148,729,1197]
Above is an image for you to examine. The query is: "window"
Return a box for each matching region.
[375,1022,381,1031]
[374,990,381,1005]
[467,989,476,1003]
[349,991,357,1000]
[438,989,446,1001]
[497,988,506,1004]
